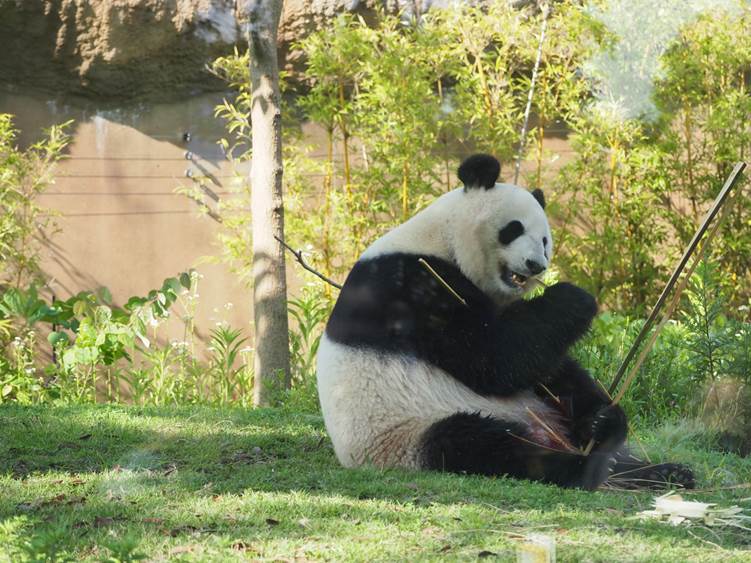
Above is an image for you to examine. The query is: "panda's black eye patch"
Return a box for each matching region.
[543,236,548,246]
[498,220,524,245]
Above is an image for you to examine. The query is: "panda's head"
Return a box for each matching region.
[450,154,552,305]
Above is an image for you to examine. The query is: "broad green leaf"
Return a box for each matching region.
[47,331,70,347]
[97,287,113,304]
[163,277,182,295]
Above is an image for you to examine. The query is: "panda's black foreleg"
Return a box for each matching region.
[541,359,695,490]
[419,412,616,490]
[540,356,628,452]
[488,283,599,394]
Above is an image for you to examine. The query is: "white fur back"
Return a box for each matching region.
[360,189,460,261]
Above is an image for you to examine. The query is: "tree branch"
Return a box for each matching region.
[274,235,342,290]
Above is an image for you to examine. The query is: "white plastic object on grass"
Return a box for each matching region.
[638,492,750,528]
[517,533,555,563]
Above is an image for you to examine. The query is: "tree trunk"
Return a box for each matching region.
[240,0,290,406]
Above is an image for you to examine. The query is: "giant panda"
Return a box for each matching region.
[316,154,694,490]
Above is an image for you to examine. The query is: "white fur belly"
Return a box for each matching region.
[316,334,556,469]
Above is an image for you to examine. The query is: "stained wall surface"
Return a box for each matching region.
[0,90,257,354]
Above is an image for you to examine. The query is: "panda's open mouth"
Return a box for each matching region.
[500,265,528,289]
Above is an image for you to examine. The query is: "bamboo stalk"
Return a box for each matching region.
[538,382,562,406]
[525,407,578,452]
[514,4,551,185]
[583,162,746,456]
[615,178,740,406]
[417,258,468,307]
[607,162,746,396]
[508,432,584,456]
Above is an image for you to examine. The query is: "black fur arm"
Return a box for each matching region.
[325,253,597,397]
[542,356,627,450]
[489,282,598,392]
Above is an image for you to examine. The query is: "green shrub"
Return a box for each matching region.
[0,273,197,403]
[282,288,332,413]
[0,113,70,287]
[573,312,695,425]
[555,4,751,313]
[575,259,751,426]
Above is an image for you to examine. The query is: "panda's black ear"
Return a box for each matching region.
[531,188,546,210]
[458,154,500,190]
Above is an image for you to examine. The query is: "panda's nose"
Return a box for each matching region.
[525,259,545,275]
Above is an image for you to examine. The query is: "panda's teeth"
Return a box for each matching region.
[510,272,528,286]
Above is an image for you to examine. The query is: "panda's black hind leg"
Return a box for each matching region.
[419,412,616,490]
[606,451,696,490]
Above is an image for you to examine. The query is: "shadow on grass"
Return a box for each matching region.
[1,404,749,559]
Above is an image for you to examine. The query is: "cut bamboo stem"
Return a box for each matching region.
[607,162,746,396]
[418,258,468,307]
[525,407,581,455]
[538,382,562,406]
[583,162,746,456]
[508,432,584,456]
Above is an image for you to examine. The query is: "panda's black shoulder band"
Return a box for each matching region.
[458,154,500,190]
[531,188,545,209]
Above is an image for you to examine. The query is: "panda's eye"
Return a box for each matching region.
[498,220,524,245]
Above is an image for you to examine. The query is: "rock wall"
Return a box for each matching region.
[0,0,242,100]
[0,0,422,101]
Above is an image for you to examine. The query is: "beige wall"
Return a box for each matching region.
[1,90,255,354]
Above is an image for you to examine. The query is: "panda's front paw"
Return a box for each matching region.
[587,404,628,450]
[541,283,598,330]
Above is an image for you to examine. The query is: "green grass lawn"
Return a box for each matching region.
[1,405,749,561]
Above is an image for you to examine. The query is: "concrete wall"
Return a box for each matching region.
[0,90,255,353]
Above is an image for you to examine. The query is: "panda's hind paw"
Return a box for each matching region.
[609,463,696,490]
[652,463,696,490]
